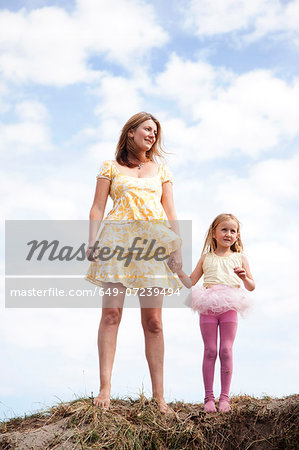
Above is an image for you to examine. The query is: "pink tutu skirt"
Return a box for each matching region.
[185,284,252,317]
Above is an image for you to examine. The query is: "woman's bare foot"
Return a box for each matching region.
[155,397,174,415]
[93,390,110,409]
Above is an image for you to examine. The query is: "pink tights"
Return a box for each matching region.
[200,310,238,403]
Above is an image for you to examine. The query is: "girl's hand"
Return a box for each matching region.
[167,249,182,273]
[238,255,256,291]
[234,266,247,280]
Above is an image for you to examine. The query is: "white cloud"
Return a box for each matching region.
[155,55,230,112]
[247,0,299,43]
[184,0,267,36]
[0,0,168,86]
[94,75,144,138]
[0,7,91,86]
[84,69,153,159]
[214,155,299,220]
[75,0,168,65]
[72,82,143,161]
[0,122,52,154]
[183,0,299,46]
[155,56,299,162]
[0,82,10,114]
[0,100,52,153]
[87,141,116,163]
[0,169,92,219]
[15,100,48,122]
[250,156,299,198]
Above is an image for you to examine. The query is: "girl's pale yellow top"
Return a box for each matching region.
[97,160,174,220]
[203,252,242,288]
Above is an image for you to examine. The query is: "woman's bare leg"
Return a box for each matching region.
[94,282,125,408]
[139,290,171,413]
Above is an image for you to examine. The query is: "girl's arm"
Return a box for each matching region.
[234,255,255,291]
[86,178,110,259]
[177,255,205,289]
[161,181,182,272]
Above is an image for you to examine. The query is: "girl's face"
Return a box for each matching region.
[128,119,157,153]
[213,219,239,249]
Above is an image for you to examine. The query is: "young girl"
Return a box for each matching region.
[177,213,255,413]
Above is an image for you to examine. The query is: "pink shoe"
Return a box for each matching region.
[204,398,216,413]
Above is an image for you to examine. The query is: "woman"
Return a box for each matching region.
[86,112,182,413]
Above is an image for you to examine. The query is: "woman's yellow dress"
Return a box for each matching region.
[86,160,182,290]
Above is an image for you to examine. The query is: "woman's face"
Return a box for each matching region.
[129,119,157,153]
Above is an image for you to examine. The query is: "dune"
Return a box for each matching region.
[0,394,298,449]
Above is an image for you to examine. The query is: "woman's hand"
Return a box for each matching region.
[167,248,182,273]
[176,268,192,288]
[86,242,99,262]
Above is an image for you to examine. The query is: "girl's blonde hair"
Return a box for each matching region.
[202,213,243,255]
[115,112,165,167]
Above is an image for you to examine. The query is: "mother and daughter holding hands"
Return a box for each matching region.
[86,112,255,414]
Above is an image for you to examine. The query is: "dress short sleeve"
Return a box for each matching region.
[160,164,174,184]
[97,160,112,181]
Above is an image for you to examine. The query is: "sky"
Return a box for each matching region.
[1,0,299,420]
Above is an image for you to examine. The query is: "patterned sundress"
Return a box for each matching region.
[86,160,182,290]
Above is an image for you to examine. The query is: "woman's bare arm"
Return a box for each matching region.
[88,178,110,254]
[161,181,180,234]
[161,181,182,272]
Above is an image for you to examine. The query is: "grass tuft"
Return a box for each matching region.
[0,394,298,449]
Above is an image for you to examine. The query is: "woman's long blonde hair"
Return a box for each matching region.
[115,112,165,167]
[202,213,243,255]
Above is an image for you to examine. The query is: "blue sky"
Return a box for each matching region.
[1,0,299,419]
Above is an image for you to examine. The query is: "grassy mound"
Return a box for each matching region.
[0,394,298,449]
